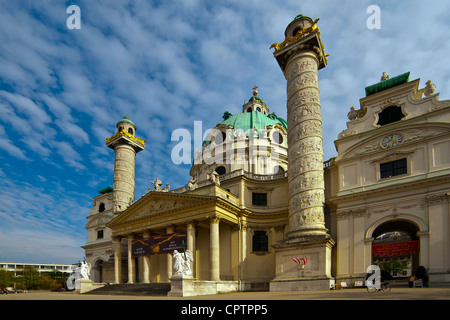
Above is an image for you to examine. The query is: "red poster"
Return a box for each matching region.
[372,240,419,257]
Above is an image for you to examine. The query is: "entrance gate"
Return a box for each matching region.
[371,220,420,279]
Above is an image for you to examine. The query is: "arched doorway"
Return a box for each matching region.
[371,220,420,280]
[93,259,104,283]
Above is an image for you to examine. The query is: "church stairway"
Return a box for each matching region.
[84,283,171,296]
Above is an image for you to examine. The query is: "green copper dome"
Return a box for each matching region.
[292,14,313,22]
[203,111,287,146]
[220,111,287,132]
[116,116,136,128]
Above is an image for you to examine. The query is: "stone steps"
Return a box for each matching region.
[84,283,171,296]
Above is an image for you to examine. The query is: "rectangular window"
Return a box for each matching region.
[252,193,267,206]
[252,231,268,252]
[380,158,407,179]
[97,230,104,239]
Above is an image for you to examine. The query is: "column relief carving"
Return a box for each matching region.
[336,208,367,221]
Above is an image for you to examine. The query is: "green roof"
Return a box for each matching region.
[116,116,136,127]
[203,111,287,146]
[365,72,410,96]
[220,111,287,132]
[292,14,313,23]
[98,186,113,194]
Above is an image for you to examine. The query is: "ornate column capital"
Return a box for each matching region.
[112,235,122,242]
[165,224,176,232]
[426,193,449,206]
[186,220,196,228]
[208,214,221,224]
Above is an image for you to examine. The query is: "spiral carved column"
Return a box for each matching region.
[285,51,327,240]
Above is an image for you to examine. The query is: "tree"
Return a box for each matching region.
[38,275,61,291]
[377,258,409,277]
[18,265,41,290]
[0,269,15,288]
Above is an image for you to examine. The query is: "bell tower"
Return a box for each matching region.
[270,14,335,291]
[106,116,146,214]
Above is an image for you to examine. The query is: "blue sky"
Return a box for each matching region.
[0,0,449,264]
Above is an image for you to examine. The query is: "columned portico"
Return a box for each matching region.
[107,190,244,286]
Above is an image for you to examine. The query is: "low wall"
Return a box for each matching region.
[79,279,105,294]
[168,275,238,297]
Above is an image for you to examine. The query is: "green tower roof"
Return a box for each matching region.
[98,186,113,194]
[116,116,136,127]
[365,72,410,96]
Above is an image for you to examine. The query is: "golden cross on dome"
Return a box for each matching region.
[252,85,258,96]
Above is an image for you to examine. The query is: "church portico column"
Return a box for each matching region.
[209,215,221,281]
[127,234,135,283]
[166,225,175,281]
[186,220,196,278]
[142,231,151,283]
[113,235,122,284]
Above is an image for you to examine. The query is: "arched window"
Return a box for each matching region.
[128,127,134,135]
[292,27,302,36]
[247,107,252,112]
[272,131,283,144]
[213,131,226,144]
[377,106,405,126]
[215,166,226,175]
[252,231,268,252]
[99,203,105,212]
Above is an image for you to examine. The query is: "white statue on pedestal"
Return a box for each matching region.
[80,261,91,279]
[173,250,194,277]
[66,261,91,290]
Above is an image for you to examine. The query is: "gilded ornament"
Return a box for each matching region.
[106,129,146,147]
[270,18,320,52]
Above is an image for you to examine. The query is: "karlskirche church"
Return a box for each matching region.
[82,15,450,293]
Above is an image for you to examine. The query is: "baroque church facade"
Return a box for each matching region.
[83,15,450,291]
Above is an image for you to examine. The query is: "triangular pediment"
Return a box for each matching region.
[107,192,217,228]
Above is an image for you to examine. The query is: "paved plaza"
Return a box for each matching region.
[2,287,449,300]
